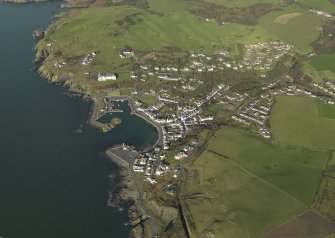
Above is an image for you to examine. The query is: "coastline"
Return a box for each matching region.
[105,147,159,238]
[33,6,164,237]
[35,47,163,238]
[88,95,164,150]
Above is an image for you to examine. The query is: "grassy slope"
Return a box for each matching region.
[271,96,335,150]
[203,0,282,8]
[186,151,306,237]
[258,5,323,53]
[311,54,335,74]
[48,6,276,73]
[147,0,190,12]
[207,127,328,205]
[185,126,327,237]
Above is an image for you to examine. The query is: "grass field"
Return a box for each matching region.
[147,0,190,13]
[274,12,301,24]
[184,126,327,237]
[203,0,282,8]
[185,151,306,238]
[263,211,335,238]
[270,96,335,150]
[313,152,335,220]
[313,175,335,220]
[311,54,335,74]
[132,95,158,106]
[325,152,335,177]
[206,127,328,205]
[259,6,322,52]
[297,0,335,13]
[303,59,335,83]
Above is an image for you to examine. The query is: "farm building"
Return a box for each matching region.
[97,73,117,81]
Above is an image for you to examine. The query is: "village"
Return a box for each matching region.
[75,40,335,188]
[52,40,294,85]
[49,40,335,186]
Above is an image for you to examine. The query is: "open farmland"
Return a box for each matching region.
[312,152,335,221]
[259,6,323,53]
[183,126,328,237]
[274,12,301,24]
[205,127,328,205]
[202,0,282,8]
[146,0,191,13]
[270,96,335,150]
[184,150,306,238]
[263,211,335,238]
[311,54,335,74]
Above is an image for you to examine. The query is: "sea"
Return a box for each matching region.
[0,1,157,237]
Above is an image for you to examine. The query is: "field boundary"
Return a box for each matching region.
[208,150,308,207]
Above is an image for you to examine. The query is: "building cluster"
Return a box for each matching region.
[126,42,293,87]
[262,80,282,90]
[221,92,248,104]
[269,83,335,105]
[126,51,234,84]
[309,9,333,19]
[233,94,273,138]
[133,150,180,184]
[136,84,226,150]
[314,82,335,97]
[119,49,135,58]
[174,144,194,160]
[81,52,96,65]
[53,61,66,68]
[242,42,293,71]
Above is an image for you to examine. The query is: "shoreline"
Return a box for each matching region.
[33,7,164,237]
[88,95,163,151]
[105,146,160,238]
[36,62,163,238]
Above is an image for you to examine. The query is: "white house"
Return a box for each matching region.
[97,73,117,81]
[119,49,134,58]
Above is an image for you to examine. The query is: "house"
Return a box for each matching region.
[119,49,134,58]
[130,72,137,79]
[97,73,117,81]
[175,151,188,160]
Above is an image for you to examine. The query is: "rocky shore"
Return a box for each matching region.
[106,151,150,238]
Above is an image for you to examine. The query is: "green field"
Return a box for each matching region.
[259,6,323,52]
[311,54,335,74]
[203,0,282,7]
[325,152,335,177]
[318,100,335,119]
[185,127,327,237]
[186,152,305,237]
[147,0,190,13]
[270,96,335,150]
[132,94,158,106]
[303,59,335,83]
[297,0,335,13]
[206,127,328,204]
